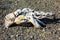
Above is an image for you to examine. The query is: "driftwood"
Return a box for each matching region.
[4,8,54,28]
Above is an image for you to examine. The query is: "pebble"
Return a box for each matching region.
[30,36,33,38]
[16,34,19,37]
[0,25,1,27]
[59,37,60,40]
[10,35,14,38]
[57,28,60,30]
[42,28,45,32]
[27,29,30,32]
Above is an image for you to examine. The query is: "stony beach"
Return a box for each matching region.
[0,0,60,40]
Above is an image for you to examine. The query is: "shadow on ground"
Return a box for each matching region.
[9,18,60,28]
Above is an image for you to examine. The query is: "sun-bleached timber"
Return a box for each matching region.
[4,8,54,28]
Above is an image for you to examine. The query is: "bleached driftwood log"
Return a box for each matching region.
[4,8,54,28]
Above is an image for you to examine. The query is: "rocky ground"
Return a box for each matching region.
[0,0,60,40]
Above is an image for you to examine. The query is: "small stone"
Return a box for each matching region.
[21,34,23,35]
[42,28,45,32]
[10,35,14,38]
[30,36,33,38]
[27,29,30,32]
[0,25,1,27]
[59,37,60,40]
[58,11,60,13]
[16,34,18,37]
[57,28,60,30]
[37,1,40,4]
